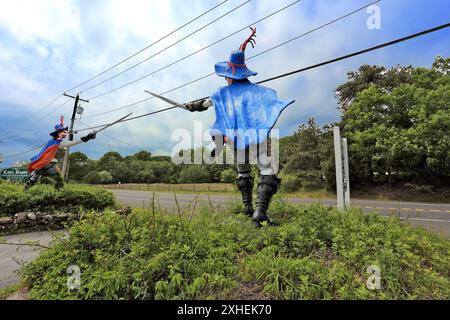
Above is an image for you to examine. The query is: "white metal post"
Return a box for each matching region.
[342,138,351,208]
[333,126,344,210]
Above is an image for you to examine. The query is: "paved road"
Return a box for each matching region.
[112,190,450,237]
[0,231,55,289]
[2,190,449,290]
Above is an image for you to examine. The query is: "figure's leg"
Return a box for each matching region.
[53,172,64,190]
[24,171,40,190]
[44,164,65,190]
[236,164,254,217]
[252,175,281,227]
[252,141,281,227]
[52,165,65,190]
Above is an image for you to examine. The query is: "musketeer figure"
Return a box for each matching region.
[183,28,295,227]
[25,116,96,189]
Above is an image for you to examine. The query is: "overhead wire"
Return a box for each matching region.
[73,21,450,133]
[82,0,378,119]
[79,0,252,95]
[84,0,304,101]
[78,119,143,150]
[65,0,229,94]
[0,1,230,141]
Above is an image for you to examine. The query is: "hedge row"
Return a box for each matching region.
[0,182,116,216]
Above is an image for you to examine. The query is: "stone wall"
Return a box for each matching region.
[0,207,131,234]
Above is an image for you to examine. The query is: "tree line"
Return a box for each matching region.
[63,57,449,191]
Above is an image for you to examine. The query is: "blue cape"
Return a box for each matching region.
[210,81,295,149]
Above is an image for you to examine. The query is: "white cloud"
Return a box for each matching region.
[0,0,448,166]
[0,0,82,44]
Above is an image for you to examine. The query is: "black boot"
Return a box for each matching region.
[236,176,254,217]
[24,179,35,190]
[24,174,38,191]
[252,175,281,227]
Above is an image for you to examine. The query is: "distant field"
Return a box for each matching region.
[101,183,237,193]
[99,183,450,203]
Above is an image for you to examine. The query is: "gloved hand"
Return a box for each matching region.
[210,135,227,158]
[184,99,212,112]
[81,132,97,142]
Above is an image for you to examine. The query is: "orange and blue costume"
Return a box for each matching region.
[25,116,95,189]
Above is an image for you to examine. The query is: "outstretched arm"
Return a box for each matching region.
[59,140,82,148]
[59,132,96,148]
[184,99,213,112]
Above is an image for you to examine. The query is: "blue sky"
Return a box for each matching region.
[0,0,449,168]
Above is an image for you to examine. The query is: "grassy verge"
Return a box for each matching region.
[20,198,450,300]
[0,283,22,300]
[351,184,450,203]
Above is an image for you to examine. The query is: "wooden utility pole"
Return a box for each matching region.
[61,93,89,181]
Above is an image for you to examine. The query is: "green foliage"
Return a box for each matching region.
[178,166,211,183]
[280,118,335,190]
[0,283,22,300]
[97,171,113,184]
[340,57,450,185]
[20,200,450,300]
[74,150,179,184]
[0,182,115,216]
[84,172,101,184]
[68,152,95,182]
[220,168,237,183]
[279,174,302,192]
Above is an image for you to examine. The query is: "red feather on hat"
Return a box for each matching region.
[239,27,256,52]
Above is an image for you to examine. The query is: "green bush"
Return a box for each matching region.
[220,168,236,183]
[178,166,211,183]
[0,182,116,216]
[84,172,102,184]
[20,200,450,300]
[280,175,302,192]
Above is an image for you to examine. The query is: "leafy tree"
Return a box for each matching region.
[341,56,450,185]
[98,152,123,172]
[68,152,91,182]
[84,172,102,184]
[280,118,334,189]
[220,168,236,183]
[178,165,211,183]
[98,170,113,184]
[336,64,415,112]
[133,150,152,161]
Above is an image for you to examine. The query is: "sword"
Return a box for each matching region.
[144,90,187,110]
[72,113,133,135]
[145,90,224,158]
[93,112,133,134]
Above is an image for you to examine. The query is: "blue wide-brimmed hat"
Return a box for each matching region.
[49,116,68,138]
[214,27,257,80]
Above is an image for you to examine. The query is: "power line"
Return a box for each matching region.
[79,0,251,95]
[46,98,72,116]
[33,94,64,115]
[257,22,450,85]
[85,0,304,102]
[65,0,229,94]
[0,1,234,158]
[82,0,376,119]
[78,119,143,150]
[1,144,45,160]
[0,1,229,141]
[74,21,450,133]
